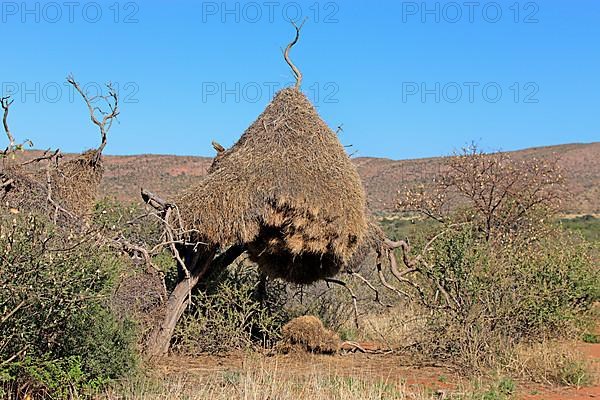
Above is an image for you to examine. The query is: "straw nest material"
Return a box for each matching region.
[51,150,103,218]
[176,88,368,284]
[0,150,102,220]
[0,165,48,214]
[277,315,340,354]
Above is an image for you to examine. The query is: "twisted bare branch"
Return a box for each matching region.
[67,75,119,163]
[20,148,61,166]
[283,18,308,89]
[0,96,15,152]
[324,278,359,328]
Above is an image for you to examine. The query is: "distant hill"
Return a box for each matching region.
[93,142,599,214]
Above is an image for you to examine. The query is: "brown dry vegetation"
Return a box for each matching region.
[278,315,341,354]
[176,88,368,284]
[89,142,600,214]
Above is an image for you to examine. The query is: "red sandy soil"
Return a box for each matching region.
[155,339,600,399]
[522,342,600,400]
[156,352,461,393]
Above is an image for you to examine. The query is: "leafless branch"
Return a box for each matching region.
[324,278,359,328]
[340,341,367,353]
[351,272,391,307]
[375,249,412,299]
[67,75,119,162]
[45,157,76,222]
[1,346,28,366]
[211,141,225,154]
[0,96,15,152]
[141,188,168,212]
[20,148,61,166]
[283,17,308,89]
[163,207,189,278]
[0,300,26,325]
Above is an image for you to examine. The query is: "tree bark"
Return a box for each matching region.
[145,244,246,357]
[145,247,215,357]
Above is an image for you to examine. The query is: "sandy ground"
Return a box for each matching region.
[521,342,600,400]
[153,339,600,399]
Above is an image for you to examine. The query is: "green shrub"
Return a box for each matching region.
[582,333,600,344]
[414,224,599,369]
[172,258,289,354]
[560,215,600,242]
[0,211,137,399]
[93,198,164,248]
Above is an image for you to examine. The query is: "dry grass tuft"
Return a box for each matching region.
[358,305,428,352]
[102,358,427,400]
[176,88,368,284]
[503,341,595,386]
[278,315,341,354]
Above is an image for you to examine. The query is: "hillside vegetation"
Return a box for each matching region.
[89,142,600,214]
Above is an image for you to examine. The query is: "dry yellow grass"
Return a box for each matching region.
[103,359,431,400]
[502,341,595,386]
[358,305,428,351]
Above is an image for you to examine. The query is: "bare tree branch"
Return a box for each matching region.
[351,272,391,307]
[324,278,359,328]
[20,148,61,166]
[45,158,76,222]
[141,188,168,211]
[211,141,225,154]
[0,300,26,325]
[283,17,308,89]
[0,96,15,152]
[67,75,119,162]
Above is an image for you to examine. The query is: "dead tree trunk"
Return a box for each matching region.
[145,244,246,357]
[146,247,215,356]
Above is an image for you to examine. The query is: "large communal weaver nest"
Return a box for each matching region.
[176,88,369,284]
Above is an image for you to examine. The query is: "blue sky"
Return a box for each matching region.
[1,0,598,159]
